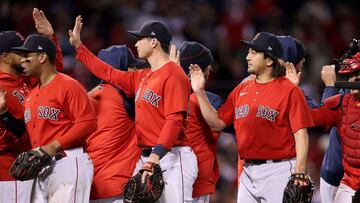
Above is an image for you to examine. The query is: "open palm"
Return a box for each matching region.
[33,8,54,37]
[68,15,83,48]
[189,64,206,93]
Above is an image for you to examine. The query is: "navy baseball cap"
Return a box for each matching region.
[293,38,306,64]
[97,45,148,71]
[128,21,172,46]
[179,41,213,74]
[277,36,306,65]
[241,32,283,58]
[12,34,56,62]
[0,31,25,54]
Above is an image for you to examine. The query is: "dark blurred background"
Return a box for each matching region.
[1,0,359,202]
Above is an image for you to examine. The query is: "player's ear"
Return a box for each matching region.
[38,53,48,64]
[151,38,159,48]
[265,57,274,67]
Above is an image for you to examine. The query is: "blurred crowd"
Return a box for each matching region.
[1,0,359,202]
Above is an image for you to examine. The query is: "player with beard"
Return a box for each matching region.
[0,8,63,203]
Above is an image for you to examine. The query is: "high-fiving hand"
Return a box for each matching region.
[189,64,206,94]
[68,15,83,48]
[169,44,180,64]
[33,8,54,37]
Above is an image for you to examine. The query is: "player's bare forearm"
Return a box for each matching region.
[42,140,61,157]
[293,128,309,173]
[196,90,226,131]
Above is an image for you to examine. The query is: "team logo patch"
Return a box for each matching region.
[142,88,161,107]
[256,105,279,122]
[235,104,249,119]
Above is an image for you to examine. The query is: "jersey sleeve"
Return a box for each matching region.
[62,81,97,123]
[163,73,190,116]
[311,95,341,128]
[287,87,315,133]
[75,44,138,96]
[57,80,97,148]
[218,90,235,126]
[51,34,64,72]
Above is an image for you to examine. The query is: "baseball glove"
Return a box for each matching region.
[283,173,314,203]
[9,147,52,181]
[123,162,165,203]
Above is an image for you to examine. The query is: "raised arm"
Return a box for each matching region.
[190,64,226,131]
[69,15,137,94]
[321,65,339,102]
[33,8,63,71]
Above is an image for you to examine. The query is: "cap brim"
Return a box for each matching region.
[240,40,265,53]
[127,31,148,38]
[11,46,37,53]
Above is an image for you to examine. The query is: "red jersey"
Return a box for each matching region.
[218,77,314,160]
[312,94,360,190]
[87,84,141,199]
[186,93,220,197]
[76,45,190,148]
[24,73,97,149]
[0,34,63,180]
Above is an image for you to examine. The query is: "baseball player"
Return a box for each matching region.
[280,36,345,203]
[319,66,345,203]
[311,51,360,203]
[86,45,147,202]
[0,8,64,203]
[69,16,198,202]
[12,33,97,202]
[172,41,223,203]
[190,32,314,202]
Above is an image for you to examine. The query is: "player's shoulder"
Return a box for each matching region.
[55,73,85,89]
[164,61,188,78]
[274,77,303,94]
[233,79,254,92]
[276,77,298,88]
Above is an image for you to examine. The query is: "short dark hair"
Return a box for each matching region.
[160,42,169,53]
[264,53,285,77]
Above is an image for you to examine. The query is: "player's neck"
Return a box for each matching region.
[147,51,171,71]
[255,68,275,83]
[39,65,57,87]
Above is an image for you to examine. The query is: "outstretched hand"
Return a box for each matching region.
[68,15,83,48]
[285,62,301,86]
[189,64,206,93]
[33,8,54,37]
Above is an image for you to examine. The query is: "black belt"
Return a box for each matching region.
[245,159,284,165]
[141,148,153,157]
